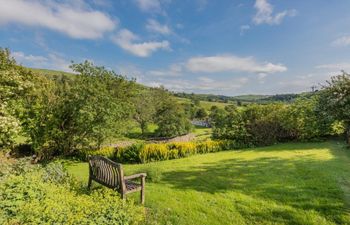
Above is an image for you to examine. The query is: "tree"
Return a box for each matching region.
[319,71,350,144]
[192,98,200,107]
[153,88,192,137]
[210,107,227,138]
[22,61,136,158]
[132,89,156,135]
[195,107,208,119]
[155,101,192,137]
[224,104,237,113]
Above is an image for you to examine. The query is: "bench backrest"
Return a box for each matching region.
[88,156,124,190]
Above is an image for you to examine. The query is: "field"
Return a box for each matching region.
[175,97,231,110]
[66,141,350,225]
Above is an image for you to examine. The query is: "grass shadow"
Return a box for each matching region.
[160,141,349,224]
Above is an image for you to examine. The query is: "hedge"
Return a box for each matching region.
[82,140,252,163]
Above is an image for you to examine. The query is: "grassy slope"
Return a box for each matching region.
[232,94,270,102]
[176,97,231,110]
[67,141,350,225]
[29,68,76,78]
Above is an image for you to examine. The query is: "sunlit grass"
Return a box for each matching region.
[66,141,350,225]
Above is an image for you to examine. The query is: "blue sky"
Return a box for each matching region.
[1,0,350,96]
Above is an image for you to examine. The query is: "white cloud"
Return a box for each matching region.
[144,76,249,93]
[316,63,350,71]
[240,25,250,35]
[91,0,112,7]
[253,0,296,25]
[186,55,287,74]
[0,0,116,39]
[47,54,71,72]
[111,29,170,57]
[134,0,161,12]
[198,76,214,83]
[146,19,171,35]
[257,73,267,79]
[12,51,71,72]
[332,36,350,47]
[148,64,183,76]
[277,72,335,93]
[12,51,48,65]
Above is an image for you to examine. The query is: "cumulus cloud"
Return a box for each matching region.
[0,0,116,39]
[253,0,296,25]
[186,55,287,74]
[148,64,183,76]
[332,36,350,47]
[12,51,71,72]
[143,76,249,93]
[316,63,350,71]
[134,0,162,13]
[12,51,48,65]
[111,29,170,57]
[146,19,171,35]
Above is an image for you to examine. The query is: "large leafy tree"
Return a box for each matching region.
[22,61,136,158]
[153,87,192,137]
[132,88,157,135]
[319,71,350,144]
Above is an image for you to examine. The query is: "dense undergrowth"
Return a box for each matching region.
[0,156,145,225]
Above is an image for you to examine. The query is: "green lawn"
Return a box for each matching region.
[66,141,350,225]
[193,126,212,141]
[175,97,231,110]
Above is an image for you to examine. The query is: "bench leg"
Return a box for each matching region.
[88,177,92,190]
[121,192,126,200]
[141,176,145,204]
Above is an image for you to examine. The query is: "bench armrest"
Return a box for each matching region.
[124,173,147,180]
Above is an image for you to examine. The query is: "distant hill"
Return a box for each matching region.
[29,68,76,79]
[28,67,315,106]
[173,92,315,105]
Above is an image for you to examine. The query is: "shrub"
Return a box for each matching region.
[139,143,169,163]
[0,108,21,149]
[115,143,144,163]
[0,49,33,149]
[319,71,350,144]
[110,139,257,164]
[82,146,117,160]
[0,162,145,225]
[167,142,197,157]
[196,140,221,153]
[212,98,337,146]
[121,140,252,163]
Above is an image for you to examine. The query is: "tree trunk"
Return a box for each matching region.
[346,122,350,146]
[140,122,147,136]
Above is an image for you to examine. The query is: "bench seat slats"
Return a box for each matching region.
[88,155,146,204]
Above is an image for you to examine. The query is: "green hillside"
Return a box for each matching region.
[29,68,76,79]
[28,67,314,106]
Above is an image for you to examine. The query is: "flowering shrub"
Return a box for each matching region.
[167,142,197,157]
[82,146,117,160]
[113,140,252,164]
[0,106,21,149]
[139,143,169,163]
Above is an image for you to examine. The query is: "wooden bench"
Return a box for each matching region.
[88,155,147,204]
